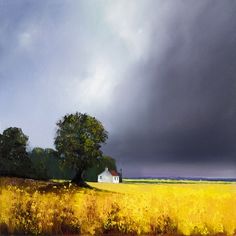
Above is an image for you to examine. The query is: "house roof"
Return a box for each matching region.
[109,170,119,176]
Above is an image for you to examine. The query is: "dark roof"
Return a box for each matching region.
[110,170,119,176]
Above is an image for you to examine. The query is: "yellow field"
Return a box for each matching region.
[0,178,236,235]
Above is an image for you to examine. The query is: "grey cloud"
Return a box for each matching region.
[104,0,236,172]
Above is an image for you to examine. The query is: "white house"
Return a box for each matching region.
[97,167,120,183]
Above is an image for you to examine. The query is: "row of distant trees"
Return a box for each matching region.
[29,147,117,181]
[0,112,118,185]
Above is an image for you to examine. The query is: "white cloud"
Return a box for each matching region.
[104,1,150,60]
[79,61,115,108]
[61,58,117,116]
[18,32,32,47]
[17,28,39,51]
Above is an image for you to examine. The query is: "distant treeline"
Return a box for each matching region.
[0,127,117,182]
[29,147,117,181]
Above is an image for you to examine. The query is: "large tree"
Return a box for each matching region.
[54,112,108,186]
[0,127,32,177]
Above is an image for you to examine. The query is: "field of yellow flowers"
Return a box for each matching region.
[0,177,236,235]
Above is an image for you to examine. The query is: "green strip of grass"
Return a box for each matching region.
[123,178,236,184]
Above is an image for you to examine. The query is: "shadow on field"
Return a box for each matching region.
[0,177,113,194]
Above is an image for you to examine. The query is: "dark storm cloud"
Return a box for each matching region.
[104,0,236,167]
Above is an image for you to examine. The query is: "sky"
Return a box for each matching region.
[0,0,236,177]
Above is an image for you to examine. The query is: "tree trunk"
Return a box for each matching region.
[71,171,91,188]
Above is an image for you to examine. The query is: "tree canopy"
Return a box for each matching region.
[30,147,73,180]
[0,127,32,177]
[54,112,108,185]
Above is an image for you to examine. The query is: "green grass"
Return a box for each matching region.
[123,178,236,184]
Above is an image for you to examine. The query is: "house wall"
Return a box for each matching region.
[112,176,119,183]
[97,168,120,183]
[98,172,113,183]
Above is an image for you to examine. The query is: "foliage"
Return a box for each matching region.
[29,148,48,180]
[0,178,236,235]
[54,112,108,184]
[29,148,74,180]
[29,148,117,181]
[0,127,33,178]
